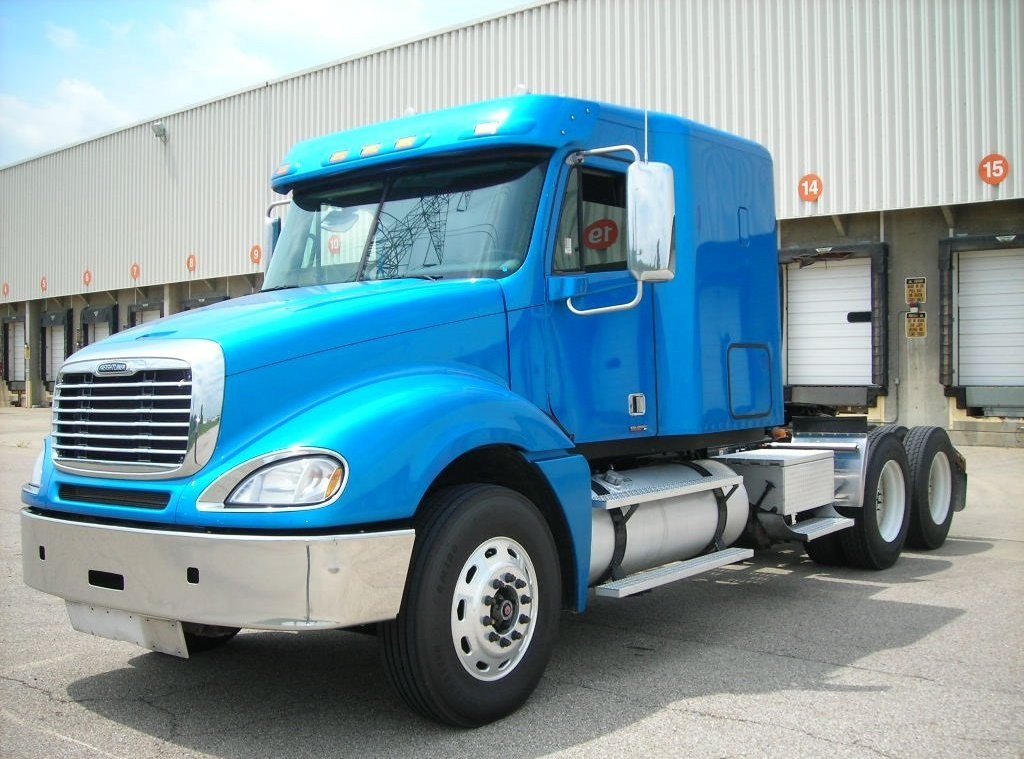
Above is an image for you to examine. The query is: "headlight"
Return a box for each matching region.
[225,455,345,508]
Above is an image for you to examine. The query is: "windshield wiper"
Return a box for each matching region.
[261,284,301,292]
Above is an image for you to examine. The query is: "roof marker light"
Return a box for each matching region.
[328,150,349,164]
[395,136,416,149]
[474,121,501,136]
[360,143,381,157]
[274,164,291,176]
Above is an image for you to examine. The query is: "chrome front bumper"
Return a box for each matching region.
[21,509,414,633]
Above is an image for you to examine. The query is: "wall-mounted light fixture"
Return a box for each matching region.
[151,121,168,143]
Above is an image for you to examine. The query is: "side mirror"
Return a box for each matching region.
[263,216,281,270]
[627,161,675,282]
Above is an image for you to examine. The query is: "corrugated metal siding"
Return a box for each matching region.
[1,0,1021,303]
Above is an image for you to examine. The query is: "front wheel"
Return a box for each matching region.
[381,484,561,726]
[840,430,911,569]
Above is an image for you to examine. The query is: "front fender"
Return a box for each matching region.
[177,371,575,530]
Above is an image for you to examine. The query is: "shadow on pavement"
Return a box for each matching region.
[66,545,966,758]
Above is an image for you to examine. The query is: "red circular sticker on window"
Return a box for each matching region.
[327,235,342,255]
[583,219,619,250]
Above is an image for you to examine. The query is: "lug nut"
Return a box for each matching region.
[503,573,515,582]
[510,631,523,641]
[520,595,532,604]
[491,579,502,589]
[519,614,530,624]
[483,595,494,605]
[514,579,527,589]
[499,637,511,648]
[488,632,499,642]
[481,616,493,627]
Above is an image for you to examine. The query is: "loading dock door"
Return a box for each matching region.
[9,321,26,382]
[88,322,110,345]
[139,309,162,324]
[46,325,66,383]
[957,248,1024,386]
[785,258,872,385]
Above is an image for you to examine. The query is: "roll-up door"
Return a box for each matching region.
[139,309,162,324]
[957,248,1024,386]
[11,321,26,382]
[785,258,872,385]
[89,322,111,345]
[46,325,66,383]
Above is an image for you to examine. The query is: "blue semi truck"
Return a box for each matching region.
[20,95,966,726]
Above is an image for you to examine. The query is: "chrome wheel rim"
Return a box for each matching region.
[876,459,906,543]
[450,536,537,681]
[928,452,952,524]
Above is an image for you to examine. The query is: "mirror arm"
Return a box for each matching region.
[569,144,641,166]
[566,281,643,316]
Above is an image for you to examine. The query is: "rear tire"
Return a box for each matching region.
[904,426,963,550]
[840,429,911,570]
[380,484,561,726]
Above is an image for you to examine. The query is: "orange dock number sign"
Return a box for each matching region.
[799,173,823,202]
[978,154,1010,186]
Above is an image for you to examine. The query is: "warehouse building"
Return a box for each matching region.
[1,0,1021,444]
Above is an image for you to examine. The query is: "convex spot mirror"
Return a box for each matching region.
[627,161,675,282]
[263,216,281,269]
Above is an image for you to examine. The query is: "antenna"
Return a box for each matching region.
[643,0,651,162]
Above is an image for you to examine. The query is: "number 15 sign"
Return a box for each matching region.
[979,154,1010,186]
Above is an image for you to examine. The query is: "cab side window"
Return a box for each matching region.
[554,168,628,273]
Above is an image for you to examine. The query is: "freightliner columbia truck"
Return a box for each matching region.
[21,95,967,726]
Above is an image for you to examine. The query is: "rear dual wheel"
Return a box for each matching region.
[839,429,911,569]
[806,428,911,570]
[904,426,964,550]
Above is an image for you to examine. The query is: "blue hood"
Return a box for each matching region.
[98,278,508,376]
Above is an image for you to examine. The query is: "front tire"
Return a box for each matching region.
[904,426,963,550]
[381,484,561,726]
[840,430,911,569]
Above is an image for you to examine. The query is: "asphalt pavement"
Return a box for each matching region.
[1,406,1021,758]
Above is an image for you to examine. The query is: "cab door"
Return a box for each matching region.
[544,162,658,446]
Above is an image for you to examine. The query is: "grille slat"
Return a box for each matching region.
[52,407,191,416]
[55,393,193,402]
[54,444,189,456]
[53,367,193,469]
[57,381,192,390]
[54,419,191,429]
[53,432,190,442]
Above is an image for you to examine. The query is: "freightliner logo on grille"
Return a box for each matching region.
[96,362,132,375]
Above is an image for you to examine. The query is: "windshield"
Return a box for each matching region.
[263,155,547,290]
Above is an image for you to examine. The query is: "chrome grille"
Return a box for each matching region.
[53,369,193,470]
[51,340,225,480]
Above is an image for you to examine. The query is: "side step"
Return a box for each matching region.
[595,547,754,599]
[788,516,854,542]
